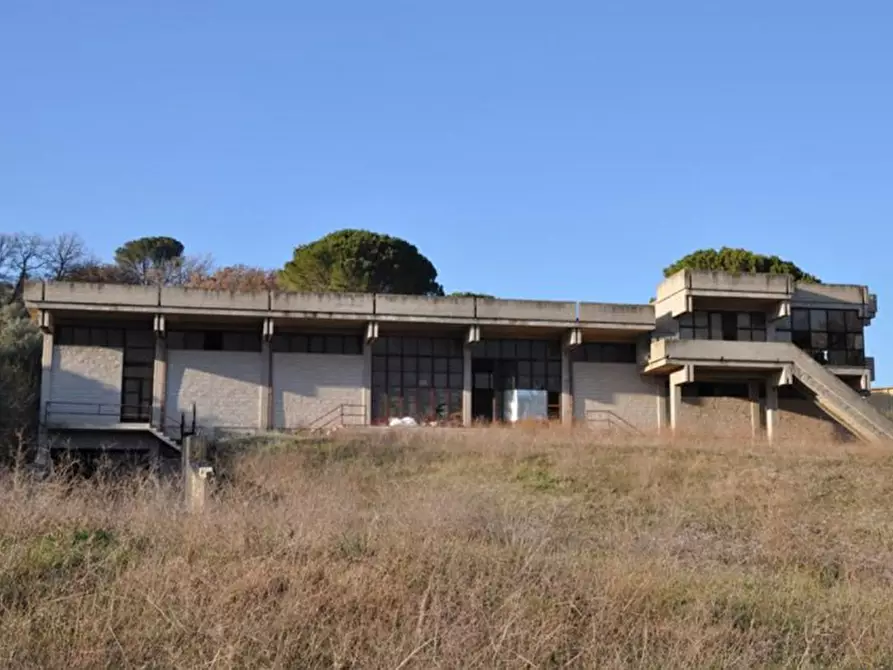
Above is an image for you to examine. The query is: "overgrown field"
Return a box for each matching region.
[3,429,893,668]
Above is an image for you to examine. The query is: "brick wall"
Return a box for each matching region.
[572,362,659,432]
[50,345,123,426]
[166,351,262,429]
[273,353,365,429]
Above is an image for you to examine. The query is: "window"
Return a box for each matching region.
[168,330,262,352]
[271,332,361,354]
[57,325,132,347]
[779,308,864,366]
[371,336,464,423]
[678,311,767,342]
[573,342,637,363]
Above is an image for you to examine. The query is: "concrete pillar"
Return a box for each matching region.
[560,328,581,426]
[748,381,760,439]
[656,379,668,434]
[668,366,693,433]
[151,314,167,429]
[363,321,378,426]
[560,345,573,425]
[363,339,373,425]
[463,326,480,427]
[765,381,779,442]
[462,344,472,426]
[259,339,272,430]
[37,311,54,463]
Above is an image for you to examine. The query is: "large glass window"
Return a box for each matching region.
[271,333,361,355]
[572,342,637,363]
[168,330,262,352]
[371,336,463,424]
[778,308,864,365]
[678,311,766,341]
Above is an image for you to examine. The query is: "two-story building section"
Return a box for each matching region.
[23,269,893,459]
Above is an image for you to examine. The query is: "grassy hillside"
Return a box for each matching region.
[2,429,893,668]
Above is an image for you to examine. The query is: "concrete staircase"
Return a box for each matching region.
[789,347,893,443]
[647,338,893,443]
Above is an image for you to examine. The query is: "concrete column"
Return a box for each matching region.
[655,379,668,434]
[560,345,573,425]
[765,381,779,442]
[37,311,54,462]
[363,339,373,425]
[463,326,480,427]
[151,335,167,428]
[462,344,472,426]
[363,321,378,426]
[259,339,272,430]
[668,366,693,433]
[748,381,760,439]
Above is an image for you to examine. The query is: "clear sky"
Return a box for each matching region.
[2,2,892,381]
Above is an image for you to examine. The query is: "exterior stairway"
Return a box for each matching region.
[647,339,893,443]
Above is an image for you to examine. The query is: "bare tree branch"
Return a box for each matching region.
[41,233,89,281]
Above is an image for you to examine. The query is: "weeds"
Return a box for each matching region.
[1,428,893,668]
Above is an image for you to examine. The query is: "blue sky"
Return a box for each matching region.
[2,2,892,381]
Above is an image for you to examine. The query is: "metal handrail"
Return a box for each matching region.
[584,409,642,434]
[307,403,365,432]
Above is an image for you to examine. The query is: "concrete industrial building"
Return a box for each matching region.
[23,269,893,457]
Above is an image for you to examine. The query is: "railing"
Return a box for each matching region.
[584,409,642,434]
[307,403,366,433]
[44,401,151,424]
[43,400,198,445]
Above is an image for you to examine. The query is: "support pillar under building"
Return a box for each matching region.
[462,325,480,427]
[151,314,167,429]
[37,310,54,464]
[668,365,693,433]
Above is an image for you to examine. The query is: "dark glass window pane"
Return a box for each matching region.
[752,328,766,342]
[449,358,462,373]
[775,316,790,331]
[517,374,531,389]
[792,309,810,331]
[694,328,708,340]
[372,370,386,388]
[403,371,417,387]
[372,338,387,354]
[343,336,360,355]
[847,334,864,350]
[434,358,448,372]
[402,338,418,356]
[167,331,185,349]
[447,339,462,356]
[829,333,846,350]
[678,313,693,327]
[418,357,432,374]
[308,335,324,353]
[501,340,516,358]
[751,312,766,327]
[547,376,561,392]
[694,312,708,327]
[845,311,862,332]
[810,310,828,331]
[417,338,432,355]
[485,340,500,359]
[387,357,401,372]
[518,360,532,376]
[792,332,811,349]
[127,330,153,347]
[547,341,561,360]
[531,341,547,359]
[434,373,448,388]
[73,328,90,345]
[403,357,417,372]
[516,340,531,358]
[737,312,751,328]
[737,329,751,342]
[433,339,449,356]
[679,327,694,340]
[91,329,108,346]
[388,337,402,355]
[828,350,847,365]
[811,332,828,349]
[222,333,242,351]
[271,334,288,352]
[827,311,846,332]
[547,361,561,377]
[184,332,204,350]
[449,373,462,388]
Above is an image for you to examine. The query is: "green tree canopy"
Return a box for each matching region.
[279,229,444,295]
[449,291,495,299]
[114,236,185,285]
[663,247,820,283]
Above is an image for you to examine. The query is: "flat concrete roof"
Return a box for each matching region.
[24,281,657,333]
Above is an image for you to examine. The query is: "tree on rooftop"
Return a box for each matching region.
[114,236,212,286]
[663,247,820,283]
[449,291,495,299]
[279,229,444,295]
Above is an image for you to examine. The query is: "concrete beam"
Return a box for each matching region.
[466,324,481,344]
[38,309,53,334]
[153,314,166,337]
[564,327,582,349]
[262,317,274,342]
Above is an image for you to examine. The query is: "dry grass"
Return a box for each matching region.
[3,428,893,668]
